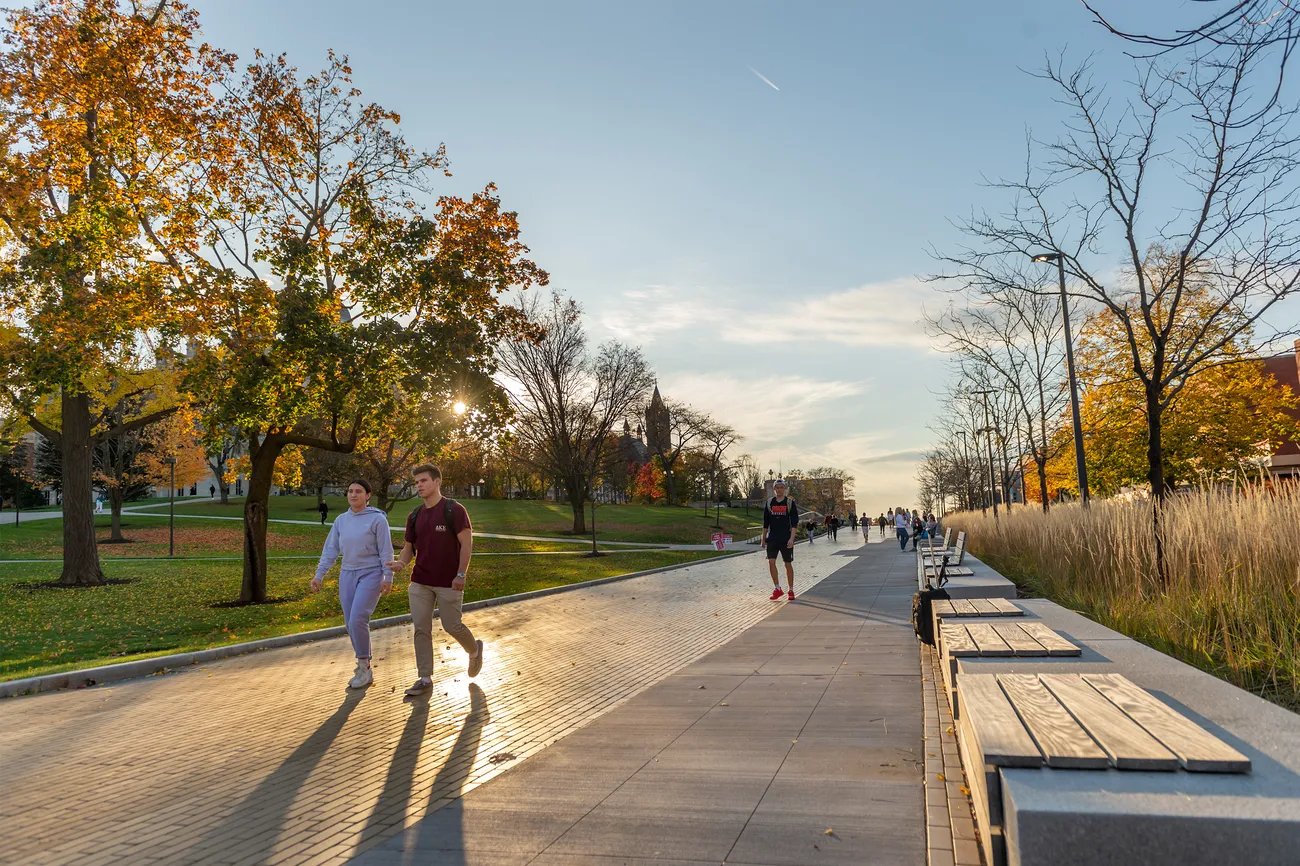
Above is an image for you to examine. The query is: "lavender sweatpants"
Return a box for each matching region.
[339,566,386,659]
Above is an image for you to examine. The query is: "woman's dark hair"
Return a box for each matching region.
[347,479,372,495]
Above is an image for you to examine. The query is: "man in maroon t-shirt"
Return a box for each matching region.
[390,463,484,696]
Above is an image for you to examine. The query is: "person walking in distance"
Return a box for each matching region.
[762,479,800,601]
[894,507,911,551]
[877,512,887,540]
[310,480,394,689]
[318,498,329,525]
[390,464,485,696]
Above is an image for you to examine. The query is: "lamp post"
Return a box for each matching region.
[1031,252,1090,506]
[163,457,177,557]
[972,388,999,519]
[955,430,972,512]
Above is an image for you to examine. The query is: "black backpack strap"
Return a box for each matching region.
[406,505,421,553]
[444,498,462,551]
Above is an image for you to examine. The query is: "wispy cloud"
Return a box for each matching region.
[658,372,864,443]
[597,278,937,350]
[747,66,780,91]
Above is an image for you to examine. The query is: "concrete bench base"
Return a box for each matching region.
[957,600,1300,866]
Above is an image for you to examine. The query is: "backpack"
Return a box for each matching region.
[405,497,462,555]
[912,555,951,646]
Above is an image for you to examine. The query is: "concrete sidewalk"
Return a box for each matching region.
[354,540,924,865]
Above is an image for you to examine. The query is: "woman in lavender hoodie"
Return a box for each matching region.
[310,479,395,689]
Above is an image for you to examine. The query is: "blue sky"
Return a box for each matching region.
[193,0,1206,515]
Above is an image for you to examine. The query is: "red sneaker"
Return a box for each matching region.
[786,589,796,600]
[769,587,784,600]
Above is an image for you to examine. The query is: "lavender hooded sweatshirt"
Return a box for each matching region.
[314,506,395,582]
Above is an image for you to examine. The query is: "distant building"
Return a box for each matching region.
[1263,340,1300,480]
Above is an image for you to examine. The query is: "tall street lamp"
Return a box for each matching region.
[955,430,973,512]
[972,390,999,519]
[1032,251,1090,506]
[163,456,177,557]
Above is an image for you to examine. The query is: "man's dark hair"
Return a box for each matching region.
[347,478,372,494]
[412,463,441,481]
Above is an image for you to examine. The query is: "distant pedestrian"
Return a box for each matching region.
[911,514,924,550]
[761,479,799,601]
[829,515,839,541]
[310,479,394,690]
[209,484,216,499]
[318,499,329,525]
[806,519,816,545]
[94,497,103,515]
[894,508,910,551]
[391,464,484,698]
[878,513,887,540]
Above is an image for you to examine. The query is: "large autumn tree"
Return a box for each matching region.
[1044,308,1300,496]
[0,0,233,585]
[192,52,543,603]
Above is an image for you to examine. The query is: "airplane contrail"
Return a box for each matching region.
[747,65,780,91]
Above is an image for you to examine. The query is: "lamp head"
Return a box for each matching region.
[1031,252,1061,263]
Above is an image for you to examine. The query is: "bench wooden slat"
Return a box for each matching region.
[1041,674,1180,771]
[928,566,973,577]
[989,597,1022,616]
[1017,621,1081,656]
[998,674,1110,769]
[931,599,956,618]
[992,623,1048,656]
[1083,674,1251,773]
[971,599,1001,616]
[951,599,980,617]
[960,674,1043,767]
[942,623,979,657]
[966,622,1014,656]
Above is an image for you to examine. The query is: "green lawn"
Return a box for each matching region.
[0,548,728,682]
[0,514,658,561]
[161,496,758,545]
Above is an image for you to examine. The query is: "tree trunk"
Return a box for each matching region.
[1036,457,1050,514]
[240,437,282,604]
[58,389,104,586]
[660,457,678,505]
[567,478,587,534]
[109,485,125,541]
[218,479,230,505]
[1146,388,1168,589]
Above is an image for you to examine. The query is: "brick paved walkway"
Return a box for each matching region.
[0,539,888,865]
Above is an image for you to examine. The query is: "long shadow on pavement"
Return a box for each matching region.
[350,683,488,865]
[187,689,366,862]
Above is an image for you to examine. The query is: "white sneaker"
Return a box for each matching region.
[348,659,373,689]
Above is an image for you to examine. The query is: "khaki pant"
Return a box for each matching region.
[408,582,477,678]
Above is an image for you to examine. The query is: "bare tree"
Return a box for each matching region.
[499,293,655,533]
[935,39,1300,584]
[644,396,712,506]
[927,259,1069,511]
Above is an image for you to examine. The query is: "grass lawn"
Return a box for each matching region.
[162,496,759,544]
[0,515,655,561]
[0,548,730,682]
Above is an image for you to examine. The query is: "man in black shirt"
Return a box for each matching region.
[761,479,800,601]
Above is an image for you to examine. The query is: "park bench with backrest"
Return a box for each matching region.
[957,671,1251,866]
[922,529,965,563]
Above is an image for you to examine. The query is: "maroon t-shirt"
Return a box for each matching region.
[405,499,471,588]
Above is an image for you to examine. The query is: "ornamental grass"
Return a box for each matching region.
[947,484,1300,711]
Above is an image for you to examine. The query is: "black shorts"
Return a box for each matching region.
[766,540,794,562]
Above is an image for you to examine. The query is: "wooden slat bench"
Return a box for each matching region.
[957,672,1252,866]
[935,609,1080,720]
